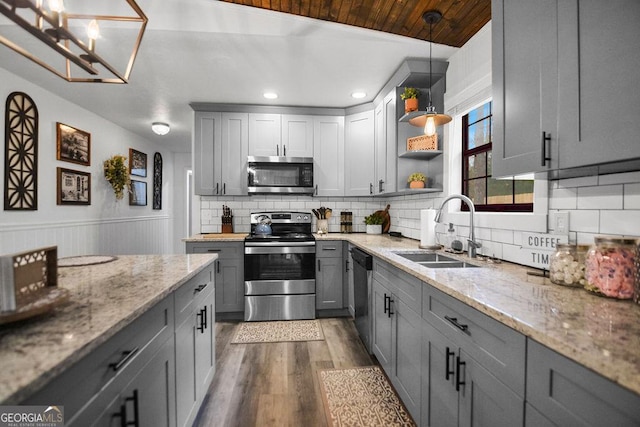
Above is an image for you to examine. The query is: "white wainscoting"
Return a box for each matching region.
[0,216,172,257]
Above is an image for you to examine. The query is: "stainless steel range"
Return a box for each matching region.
[244,211,316,321]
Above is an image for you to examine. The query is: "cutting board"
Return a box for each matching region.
[374,204,391,233]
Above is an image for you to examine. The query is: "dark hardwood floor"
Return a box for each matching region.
[194,317,375,427]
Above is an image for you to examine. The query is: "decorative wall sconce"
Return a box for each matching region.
[0,0,147,83]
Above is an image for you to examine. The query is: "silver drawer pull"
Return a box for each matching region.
[109,347,139,371]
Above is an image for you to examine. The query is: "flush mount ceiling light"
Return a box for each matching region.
[151,122,170,136]
[263,92,278,99]
[0,0,147,83]
[408,10,452,136]
[351,91,366,99]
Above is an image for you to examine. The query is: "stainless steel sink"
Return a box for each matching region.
[393,252,458,263]
[393,251,480,269]
[417,261,479,269]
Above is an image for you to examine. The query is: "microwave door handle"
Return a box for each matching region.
[283,145,286,156]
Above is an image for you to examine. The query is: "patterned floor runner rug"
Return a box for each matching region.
[318,366,416,427]
[231,319,325,344]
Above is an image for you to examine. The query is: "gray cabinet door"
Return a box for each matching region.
[345,110,375,196]
[371,278,393,370]
[316,256,344,310]
[220,113,248,196]
[248,113,281,156]
[194,283,216,399]
[491,0,558,177]
[193,112,221,195]
[556,1,640,169]
[175,309,198,427]
[186,242,244,314]
[527,339,640,427]
[422,319,458,427]
[281,114,314,158]
[458,349,524,427]
[313,116,345,196]
[392,297,422,422]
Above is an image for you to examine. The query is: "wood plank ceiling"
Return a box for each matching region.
[220,0,491,48]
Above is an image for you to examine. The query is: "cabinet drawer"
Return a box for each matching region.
[23,295,174,419]
[175,267,213,325]
[373,258,422,313]
[527,339,640,426]
[316,241,343,258]
[422,285,525,396]
[186,241,243,259]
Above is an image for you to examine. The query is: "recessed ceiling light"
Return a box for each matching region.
[151,122,170,135]
[263,92,278,99]
[351,92,366,99]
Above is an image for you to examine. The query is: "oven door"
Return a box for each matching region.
[244,241,315,284]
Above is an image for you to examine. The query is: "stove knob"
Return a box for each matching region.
[303,215,309,220]
[296,215,302,220]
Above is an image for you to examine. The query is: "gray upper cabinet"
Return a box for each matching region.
[493,0,640,177]
[248,113,314,158]
[556,1,640,170]
[492,0,558,177]
[193,111,248,196]
[345,109,375,196]
[248,113,282,157]
[373,90,398,195]
[313,116,345,196]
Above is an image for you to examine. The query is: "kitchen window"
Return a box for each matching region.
[462,101,533,212]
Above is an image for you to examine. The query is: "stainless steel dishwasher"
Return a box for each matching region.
[351,247,373,353]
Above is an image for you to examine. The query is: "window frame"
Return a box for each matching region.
[461,101,533,212]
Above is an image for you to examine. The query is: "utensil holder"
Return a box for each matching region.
[316,219,328,234]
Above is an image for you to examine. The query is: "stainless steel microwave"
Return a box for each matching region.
[247,156,314,194]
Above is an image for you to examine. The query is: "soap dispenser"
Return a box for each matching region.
[446,223,456,251]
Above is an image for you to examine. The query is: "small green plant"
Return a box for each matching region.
[364,212,385,225]
[104,154,130,200]
[400,87,420,100]
[407,172,427,183]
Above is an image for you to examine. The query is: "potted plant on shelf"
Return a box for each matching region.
[364,212,385,234]
[400,87,420,113]
[104,154,130,200]
[408,172,427,189]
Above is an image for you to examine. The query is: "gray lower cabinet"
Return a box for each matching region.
[526,339,640,427]
[22,264,216,427]
[316,240,344,310]
[175,267,216,427]
[186,241,244,314]
[371,258,422,422]
[420,284,526,427]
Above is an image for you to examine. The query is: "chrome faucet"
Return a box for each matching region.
[434,194,482,258]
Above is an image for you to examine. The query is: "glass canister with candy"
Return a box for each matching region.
[550,244,589,287]
[584,236,638,299]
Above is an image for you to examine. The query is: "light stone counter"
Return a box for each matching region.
[0,254,217,404]
[183,233,248,242]
[318,233,640,396]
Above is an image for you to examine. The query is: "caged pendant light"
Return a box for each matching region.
[408,10,452,136]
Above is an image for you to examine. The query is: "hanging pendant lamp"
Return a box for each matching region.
[408,10,452,136]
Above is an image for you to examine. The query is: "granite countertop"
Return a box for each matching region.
[316,233,640,396]
[183,233,248,242]
[0,254,217,404]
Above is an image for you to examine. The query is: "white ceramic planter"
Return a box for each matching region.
[366,224,382,235]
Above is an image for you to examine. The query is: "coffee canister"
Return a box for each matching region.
[584,236,638,299]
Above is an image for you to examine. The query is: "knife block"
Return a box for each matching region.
[221,215,233,233]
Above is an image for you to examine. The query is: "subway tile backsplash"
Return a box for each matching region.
[199,171,640,261]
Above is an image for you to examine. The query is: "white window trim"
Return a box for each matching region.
[440,89,548,233]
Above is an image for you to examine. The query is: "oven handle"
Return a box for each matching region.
[245,244,316,255]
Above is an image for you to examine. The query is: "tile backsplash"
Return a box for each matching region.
[200,171,640,261]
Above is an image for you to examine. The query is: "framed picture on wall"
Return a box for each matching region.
[129,148,147,177]
[56,122,90,166]
[56,167,91,205]
[129,180,147,206]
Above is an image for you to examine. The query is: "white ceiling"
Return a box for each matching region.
[0,0,458,153]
